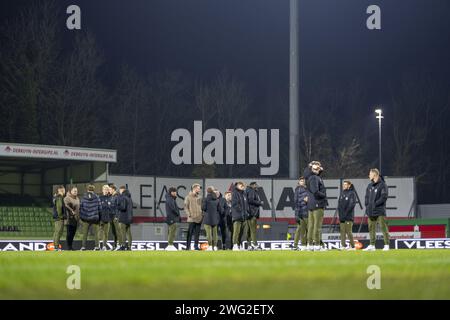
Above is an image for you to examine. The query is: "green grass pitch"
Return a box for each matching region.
[0,250,449,300]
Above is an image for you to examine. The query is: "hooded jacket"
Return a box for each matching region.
[118,190,133,224]
[202,192,220,226]
[246,186,263,219]
[110,192,119,219]
[165,193,180,225]
[99,194,113,223]
[294,185,309,220]
[80,192,101,223]
[184,191,203,224]
[231,187,249,222]
[306,170,328,210]
[218,193,230,223]
[365,176,388,217]
[338,185,356,222]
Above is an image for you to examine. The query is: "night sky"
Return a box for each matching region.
[1,0,450,203]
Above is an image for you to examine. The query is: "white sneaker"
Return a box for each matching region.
[101,247,107,251]
[347,247,356,251]
[213,246,218,251]
[382,245,390,251]
[319,246,328,251]
[299,246,307,251]
[206,246,213,251]
[306,245,313,251]
[165,245,177,251]
[313,245,321,251]
[232,244,240,251]
[363,245,376,251]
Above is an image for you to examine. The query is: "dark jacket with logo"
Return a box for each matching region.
[99,194,113,223]
[246,187,263,219]
[306,172,328,210]
[231,188,249,222]
[294,185,309,220]
[118,190,133,224]
[365,176,388,217]
[52,194,67,221]
[202,192,220,226]
[110,193,119,219]
[80,192,101,223]
[338,185,356,222]
[165,193,180,225]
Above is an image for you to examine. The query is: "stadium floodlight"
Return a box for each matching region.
[375,108,384,173]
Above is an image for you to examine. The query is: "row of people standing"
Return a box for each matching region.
[293,162,390,251]
[52,184,134,251]
[164,181,263,251]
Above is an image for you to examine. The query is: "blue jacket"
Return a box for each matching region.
[294,185,309,220]
[80,192,101,223]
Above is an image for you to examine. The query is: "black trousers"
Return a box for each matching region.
[218,219,228,249]
[66,224,77,249]
[186,222,201,249]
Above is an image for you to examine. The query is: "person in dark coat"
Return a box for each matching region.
[202,187,220,251]
[338,180,356,250]
[109,185,123,250]
[305,161,328,251]
[363,168,390,251]
[99,185,113,251]
[216,190,229,250]
[223,191,233,249]
[165,187,180,251]
[231,181,249,251]
[245,182,263,250]
[52,185,66,251]
[80,185,101,250]
[117,186,133,251]
[293,177,309,250]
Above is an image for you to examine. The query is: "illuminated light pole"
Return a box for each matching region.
[375,108,383,173]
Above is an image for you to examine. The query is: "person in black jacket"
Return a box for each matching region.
[80,185,101,251]
[305,161,328,251]
[231,182,249,251]
[109,185,123,250]
[216,190,229,250]
[52,185,66,251]
[338,180,356,250]
[293,177,309,250]
[245,182,263,250]
[202,187,220,251]
[99,185,113,251]
[363,168,390,251]
[117,186,133,251]
[165,187,180,251]
[223,191,233,249]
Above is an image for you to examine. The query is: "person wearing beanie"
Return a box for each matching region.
[165,187,180,251]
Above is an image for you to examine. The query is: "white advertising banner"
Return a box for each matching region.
[0,143,117,162]
[205,178,273,218]
[108,175,155,217]
[107,175,414,220]
[155,177,200,217]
